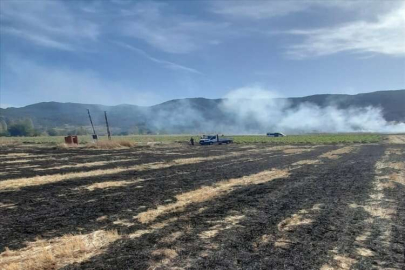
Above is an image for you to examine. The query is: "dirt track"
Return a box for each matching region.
[0,142,404,269]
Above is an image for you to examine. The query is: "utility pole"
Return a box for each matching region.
[87,109,98,141]
[104,111,111,140]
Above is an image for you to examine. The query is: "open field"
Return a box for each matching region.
[0,136,404,269]
[0,133,383,145]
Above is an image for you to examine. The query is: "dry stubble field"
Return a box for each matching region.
[0,136,404,269]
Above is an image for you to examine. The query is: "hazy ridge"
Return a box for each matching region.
[1,90,404,134]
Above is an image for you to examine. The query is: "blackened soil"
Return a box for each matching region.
[0,143,404,270]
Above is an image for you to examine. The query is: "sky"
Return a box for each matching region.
[0,0,404,108]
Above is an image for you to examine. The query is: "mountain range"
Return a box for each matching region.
[1,90,404,134]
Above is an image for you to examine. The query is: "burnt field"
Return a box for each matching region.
[0,138,404,270]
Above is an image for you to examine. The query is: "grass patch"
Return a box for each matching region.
[232,134,381,144]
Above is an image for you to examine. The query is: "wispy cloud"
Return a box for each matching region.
[0,27,75,51]
[286,3,405,58]
[120,1,229,54]
[211,1,310,19]
[113,41,202,74]
[211,0,405,58]
[0,0,99,51]
[211,0,397,20]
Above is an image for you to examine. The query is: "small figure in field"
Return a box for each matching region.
[190,137,194,145]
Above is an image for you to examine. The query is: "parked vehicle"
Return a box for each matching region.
[199,135,233,145]
[266,132,286,137]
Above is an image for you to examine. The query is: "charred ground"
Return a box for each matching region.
[0,139,404,269]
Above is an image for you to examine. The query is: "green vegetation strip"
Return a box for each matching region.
[0,134,381,145]
[232,134,381,144]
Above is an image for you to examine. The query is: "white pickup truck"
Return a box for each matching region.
[199,135,233,145]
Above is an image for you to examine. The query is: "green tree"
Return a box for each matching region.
[67,126,88,136]
[7,118,35,136]
[76,126,88,135]
[22,118,34,130]
[0,119,8,136]
[47,128,59,136]
[8,119,35,136]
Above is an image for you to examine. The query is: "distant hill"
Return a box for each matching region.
[287,90,405,122]
[1,90,404,134]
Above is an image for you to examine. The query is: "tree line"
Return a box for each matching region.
[0,117,90,137]
[0,117,158,137]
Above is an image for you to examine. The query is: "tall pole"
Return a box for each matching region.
[87,109,97,140]
[104,111,111,140]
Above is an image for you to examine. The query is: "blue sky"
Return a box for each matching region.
[0,0,404,107]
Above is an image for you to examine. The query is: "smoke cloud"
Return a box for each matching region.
[148,87,405,134]
[220,87,405,134]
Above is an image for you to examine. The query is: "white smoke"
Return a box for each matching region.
[220,87,405,134]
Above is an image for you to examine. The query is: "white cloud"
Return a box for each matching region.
[113,41,202,74]
[212,1,310,19]
[287,3,405,58]
[211,0,397,20]
[0,27,75,51]
[120,2,229,53]
[0,0,99,51]
[3,56,162,106]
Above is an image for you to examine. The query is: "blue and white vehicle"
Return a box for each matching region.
[199,135,233,145]
[266,132,286,137]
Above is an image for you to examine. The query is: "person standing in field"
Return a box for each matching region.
[190,137,194,145]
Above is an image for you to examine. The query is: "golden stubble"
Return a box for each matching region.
[0,154,244,191]
[385,135,405,144]
[135,169,289,224]
[199,214,245,239]
[0,230,119,270]
[319,146,356,159]
[273,204,323,249]
[84,181,135,191]
[35,158,137,171]
[277,204,322,232]
[320,249,357,270]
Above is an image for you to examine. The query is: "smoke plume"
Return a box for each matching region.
[219,87,405,134]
